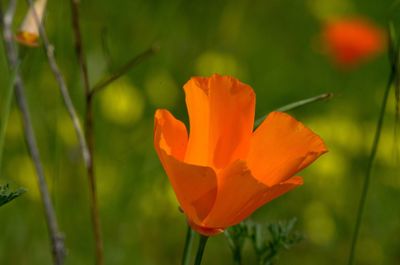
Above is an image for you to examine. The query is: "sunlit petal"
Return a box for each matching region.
[247,112,327,186]
[184,74,255,169]
[154,110,217,223]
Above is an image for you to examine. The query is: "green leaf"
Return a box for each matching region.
[0,184,26,207]
[254,92,333,129]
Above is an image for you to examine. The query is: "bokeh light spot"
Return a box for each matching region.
[99,78,145,125]
[304,201,336,245]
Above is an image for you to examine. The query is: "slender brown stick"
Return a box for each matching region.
[69,2,157,264]
[69,1,104,265]
[90,45,159,95]
[0,1,65,264]
[25,0,91,168]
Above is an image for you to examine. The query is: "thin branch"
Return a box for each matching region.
[69,1,103,265]
[70,0,90,96]
[25,0,91,169]
[0,1,65,264]
[90,45,159,95]
[69,2,158,264]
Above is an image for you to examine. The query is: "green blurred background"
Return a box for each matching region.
[1,0,399,264]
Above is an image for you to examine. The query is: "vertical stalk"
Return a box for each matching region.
[347,69,394,265]
[86,92,104,265]
[14,73,66,265]
[181,225,195,265]
[0,1,65,263]
[194,235,209,265]
[70,1,103,264]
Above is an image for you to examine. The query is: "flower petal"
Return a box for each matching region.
[201,160,267,228]
[195,160,303,230]
[187,220,224,236]
[154,109,188,160]
[229,176,303,226]
[247,112,327,186]
[183,74,255,169]
[154,110,217,223]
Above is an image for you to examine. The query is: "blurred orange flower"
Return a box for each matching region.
[322,18,385,67]
[154,74,327,236]
[16,0,47,47]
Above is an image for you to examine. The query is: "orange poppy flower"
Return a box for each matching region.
[154,74,327,236]
[322,18,385,67]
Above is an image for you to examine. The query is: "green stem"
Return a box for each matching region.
[194,235,209,265]
[254,92,333,128]
[181,225,195,265]
[347,70,394,265]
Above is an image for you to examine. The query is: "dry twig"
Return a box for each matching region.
[91,45,159,95]
[25,0,91,168]
[69,1,104,264]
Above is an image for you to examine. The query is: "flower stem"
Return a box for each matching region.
[347,67,395,265]
[182,225,195,265]
[194,235,209,265]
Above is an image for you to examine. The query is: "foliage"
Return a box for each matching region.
[0,184,25,208]
[225,218,303,265]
